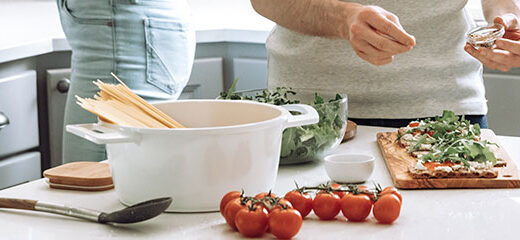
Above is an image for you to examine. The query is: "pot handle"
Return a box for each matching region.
[280,104,319,129]
[66,124,135,144]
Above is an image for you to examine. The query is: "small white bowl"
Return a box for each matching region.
[324,154,375,183]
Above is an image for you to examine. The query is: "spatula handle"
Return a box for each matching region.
[0,198,37,210]
[0,197,101,222]
[34,201,101,222]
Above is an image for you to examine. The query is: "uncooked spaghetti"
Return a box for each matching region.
[76,73,184,128]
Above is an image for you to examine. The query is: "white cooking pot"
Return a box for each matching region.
[66,100,318,212]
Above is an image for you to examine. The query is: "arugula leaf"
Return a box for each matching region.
[440,110,459,123]
[409,135,428,153]
[221,78,239,99]
[314,93,325,105]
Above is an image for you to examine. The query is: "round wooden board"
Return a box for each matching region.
[43,162,113,191]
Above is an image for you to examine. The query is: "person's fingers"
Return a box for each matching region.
[350,37,394,58]
[353,49,373,64]
[353,23,412,54]
[494,14,519,30]
[465,44,486,62]
[479,47,520,68]
[354,49,393,66]
[503,30,520,41]
[496,38,520,55]
[361,10,415,46]
[371,56,393,66]
[464,44,511,71]
[385,12,404,29]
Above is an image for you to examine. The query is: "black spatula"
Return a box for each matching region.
[0,197,172,224]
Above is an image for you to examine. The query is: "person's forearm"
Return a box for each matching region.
[250,0,361,39]
[481,0,520,22]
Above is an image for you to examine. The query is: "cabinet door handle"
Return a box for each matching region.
[57,78,70,93]
[0,112,9,130]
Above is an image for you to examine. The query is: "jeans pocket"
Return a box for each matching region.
[144,17,195,96]
[60,0,112,25]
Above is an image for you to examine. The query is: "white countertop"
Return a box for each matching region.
[0,0,274,63]
[1,125,520,240]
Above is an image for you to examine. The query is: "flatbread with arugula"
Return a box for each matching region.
[397,110,506,178]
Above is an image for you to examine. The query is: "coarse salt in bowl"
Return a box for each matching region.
[466,23,505,49]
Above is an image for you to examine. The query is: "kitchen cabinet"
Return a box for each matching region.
[0,71,39,157]
[179,57,224,99]
[0,70,41,189]
[0,152,41,189]
[232,57,267,91]
[46,68,70,168]
[194,42,268,90]
[483,73,520,136]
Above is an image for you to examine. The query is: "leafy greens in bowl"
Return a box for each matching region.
[220,81,348,164]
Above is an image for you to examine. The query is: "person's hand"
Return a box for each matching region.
[345,5,416,66]
[464,14,520,72]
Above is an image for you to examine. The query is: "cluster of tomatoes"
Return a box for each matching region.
[288,183,402,224]
[220,183,403,239]
[220,191,302,239]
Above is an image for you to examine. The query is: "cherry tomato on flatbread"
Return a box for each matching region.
[268,208,303,239]
[427,131,435,137]
[340,193,373,222]
[220,191,241,216]
[373,194,401,224]
[312,192,341,220]
[284,191,313,218]
[409,122,420,127]
[235,206,269,237]
[223,198,249,230]
[331,183,346,198]
[379,186,402,204]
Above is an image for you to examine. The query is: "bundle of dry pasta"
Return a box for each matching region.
[76,73,184,128]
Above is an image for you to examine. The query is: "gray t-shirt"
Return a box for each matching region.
[266,0,487,119]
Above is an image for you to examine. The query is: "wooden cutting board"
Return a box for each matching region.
[377,129,520,189]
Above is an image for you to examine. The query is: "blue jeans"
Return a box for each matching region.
[350,115,488,128]
[58,0,195,163]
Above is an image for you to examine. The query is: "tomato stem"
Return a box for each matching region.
[293,182,379,195]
